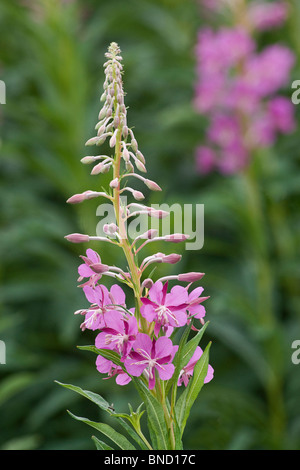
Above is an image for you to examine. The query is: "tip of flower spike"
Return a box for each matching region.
[64,233,90,243]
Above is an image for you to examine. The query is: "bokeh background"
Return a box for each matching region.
[0,0,300,450]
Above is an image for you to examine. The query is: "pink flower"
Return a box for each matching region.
[196,146,216,174]
[124,333,178,390]
[242,45,295,98]
[96,355,131,385]
[140,281,188,336]
[248,1,288,31]
[186,286,209,320]
[178,346,214,387]
[95,312,138,360]
[207,113,242,149]
[78,284,126,331]
[78,249,108,287]
[268,97,296,134]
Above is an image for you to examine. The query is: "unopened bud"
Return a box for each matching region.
[164,233,189,243]
[144,179,162,191]
[125,161,134,173]
[81,156,96,164]
[66,190,102,204]
[134,159,147,173]
[85,136,102,146]
[89,263,109,274]
[131,138,138,152]
[132,190,145,201]
[147,208,169,219]
[122,146,130,162]
[91,162,105,175]
[103,223,119,235]
[136,150,145,164]
[140,229,158,240]
[91,161,112,175]
[64,233,90,243]
[178,272,205,282]
[122,126,128,139]
[110,178,119,189]
[109,129,118,148]
[142,278,154,290]
[162,253,182,264]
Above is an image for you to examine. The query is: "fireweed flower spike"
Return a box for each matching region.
[195,1,295,174]
[60,42,213,451]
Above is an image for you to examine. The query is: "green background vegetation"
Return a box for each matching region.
[0,0,299,450]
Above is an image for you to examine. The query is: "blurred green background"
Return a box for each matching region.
[0,0,300,450]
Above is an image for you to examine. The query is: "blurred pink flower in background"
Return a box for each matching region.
[248,1,288,31]
[195,1,295,175]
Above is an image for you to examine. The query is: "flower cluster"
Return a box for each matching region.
[195,0,295,174]
[65,43,213,392]
[75,249,211,390]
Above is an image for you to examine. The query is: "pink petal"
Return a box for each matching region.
[78,263,94,278]
[168,285,189,305]
[96,355,113,374]
[148,281,163,304]
[86,248,100,264]
[154,336,173,359]
[157,363,175,381]
[116,372,131,385]
[83,286,97,304]
[110,284,126,305]
[188,286,204,301]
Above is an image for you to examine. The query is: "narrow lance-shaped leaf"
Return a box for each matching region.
[175,342,211,436]
[67,411,136,450]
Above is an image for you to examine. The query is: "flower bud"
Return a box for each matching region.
[142,278,154,290]
[132,190,145,201]
[147,208,169,219]
[91,162,105,175]
[131,138,138,152]
[122,146,130,162]
[89,263,109,273]
[110,178,119,189]
[161,253,182,264]
[64,233,90,243]
[164,233,189,242]
[144,179,162,191]
[80,156,96,164]
[136,150,145,164]
[66,190,102,204]
[103,223,119,235]
[125,161,134,173]
[109,129,118,148]
[85,136,102,146]
[140,229,158,239]
[178,272,205,282]
[134,159,147,173]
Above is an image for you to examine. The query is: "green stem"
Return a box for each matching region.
[156,378,176,450]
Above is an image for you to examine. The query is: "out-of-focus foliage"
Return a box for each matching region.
[0,0,299,450]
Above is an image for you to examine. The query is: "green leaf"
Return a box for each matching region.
[133,379,170,450]
[91,435,114,450]
[175,341,211,436]
[55,381,148,449]
[77,345,124,368]
[67,411,136,450]
[166,322,209,396]
[55,380,112,412]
